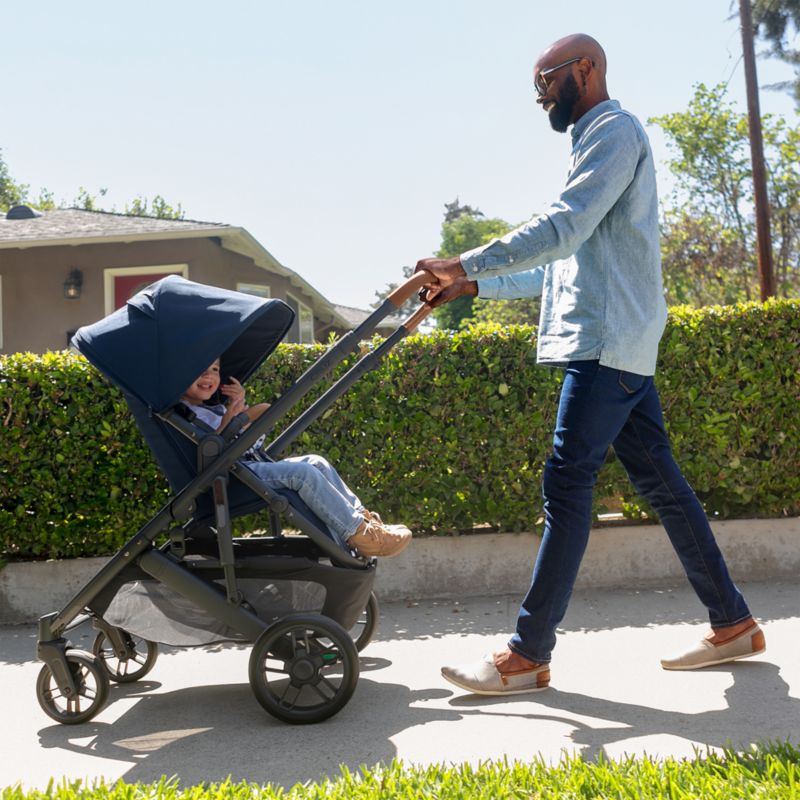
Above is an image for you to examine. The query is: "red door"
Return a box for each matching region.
[113,272,181,310]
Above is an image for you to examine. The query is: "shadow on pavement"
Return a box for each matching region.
[36,677,460,787]
[448,661,798,760]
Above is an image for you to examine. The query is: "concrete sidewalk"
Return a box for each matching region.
[1,578,798,790]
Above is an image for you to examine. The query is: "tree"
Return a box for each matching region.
[650,82,800,304]
[371,265,414,310]
[0,148,54,212]
[0,149,25,210]
[125,195,184,220]
[443,196,483,223]
[468,294,541,328]
[659,209,756,305]
[0,149,184,219]
[432,200,515,329]
[753,0,800,106]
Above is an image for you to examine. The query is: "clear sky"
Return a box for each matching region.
[4,0,797,309]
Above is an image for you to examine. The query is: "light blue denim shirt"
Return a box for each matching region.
[461,99,668,376]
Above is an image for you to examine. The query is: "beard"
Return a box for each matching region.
[548,72,580,132]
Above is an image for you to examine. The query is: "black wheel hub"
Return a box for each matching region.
[289,656,318,684]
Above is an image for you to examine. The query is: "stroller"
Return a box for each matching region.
[35,272,431,725]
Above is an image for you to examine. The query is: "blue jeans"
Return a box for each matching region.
[509,360,752,664]
[247,454,365,547]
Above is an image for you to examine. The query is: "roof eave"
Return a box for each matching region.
[0,226,229,250]
[219,228,352,329]
[0,223,353,330]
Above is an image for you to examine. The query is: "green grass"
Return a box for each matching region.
[3,743,799,799]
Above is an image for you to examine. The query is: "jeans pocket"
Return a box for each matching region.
[618,370,646,395]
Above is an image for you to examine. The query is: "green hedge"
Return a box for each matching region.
[1,299,798,560]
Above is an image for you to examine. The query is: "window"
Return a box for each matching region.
[285,293,316,344]
[298,303,314,344]
[236,283,271,298]
[104,265,188,314]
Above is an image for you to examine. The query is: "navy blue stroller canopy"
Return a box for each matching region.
[73,276,295,413]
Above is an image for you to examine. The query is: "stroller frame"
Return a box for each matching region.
[36,271,432,725]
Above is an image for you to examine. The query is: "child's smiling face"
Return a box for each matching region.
[183,359,221,403]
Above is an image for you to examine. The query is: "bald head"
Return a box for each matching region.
[536,34,607,82]
[534,34,609,130]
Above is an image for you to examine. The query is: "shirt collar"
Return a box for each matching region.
[571,99,621,143]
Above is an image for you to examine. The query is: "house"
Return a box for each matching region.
[0,205,368,354]
[332,303,408,333]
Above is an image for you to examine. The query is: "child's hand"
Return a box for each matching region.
[221,377,247,414]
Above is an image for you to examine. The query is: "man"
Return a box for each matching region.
[415,34,764,696]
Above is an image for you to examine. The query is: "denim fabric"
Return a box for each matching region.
[508,361,752,663]
[247,454,365,547]
[462,100,668,376]
[184,403,365,545]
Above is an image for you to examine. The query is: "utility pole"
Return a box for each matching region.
[739,0,776,300]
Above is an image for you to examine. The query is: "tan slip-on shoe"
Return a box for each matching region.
[346,519,412,558]
[661,623,766,670]
[441,653,550,696]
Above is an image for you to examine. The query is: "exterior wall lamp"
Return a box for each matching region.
[63,269,83,300]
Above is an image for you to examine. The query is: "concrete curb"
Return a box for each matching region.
[2,518,798,625]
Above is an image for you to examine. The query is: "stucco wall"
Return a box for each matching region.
[0,238,327,354]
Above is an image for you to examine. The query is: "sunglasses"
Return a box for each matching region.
[534,57,587,97]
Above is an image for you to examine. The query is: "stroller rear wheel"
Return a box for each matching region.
[248,613,359,724]
[36,650,109,725]
[92,629,158,683]
[350,591,380,652]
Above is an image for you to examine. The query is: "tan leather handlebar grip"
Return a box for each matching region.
[402,304,433,333]
[387,270,435,308]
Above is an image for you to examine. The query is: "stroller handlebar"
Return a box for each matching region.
[387,269,434,308]
[402,303,432,333]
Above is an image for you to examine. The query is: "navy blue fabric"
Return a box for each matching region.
[125,393,335,535]
[73,275,294,413]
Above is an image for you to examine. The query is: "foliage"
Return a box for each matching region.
[2,743,800,798]
[371,265,414,310]
[433,203,515,330]
[650,83,800,303]
[659,209,756,306]
[1,300,799,560]
[0,352,171,559]
[0,148,26,210]
[0,148,54,213]
[754,0,800,106]
[0,150,183,219]
[124,195,185,220]
[468,295,541,328]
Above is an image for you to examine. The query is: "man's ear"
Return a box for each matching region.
[578,56,593,88]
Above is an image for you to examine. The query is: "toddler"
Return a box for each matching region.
[181,360,411,558]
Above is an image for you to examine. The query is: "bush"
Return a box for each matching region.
[1,300,798,560]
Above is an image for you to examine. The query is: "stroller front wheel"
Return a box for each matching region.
[36,650,109,725]
[92,629,158,683]
[248,613,359,724]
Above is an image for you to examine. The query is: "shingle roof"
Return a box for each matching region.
[0,207,228,245]
[0,207,359,332]
[333,303,408,330]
